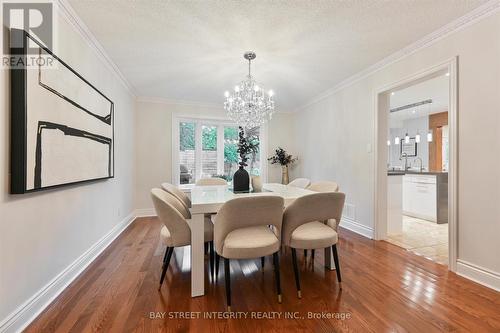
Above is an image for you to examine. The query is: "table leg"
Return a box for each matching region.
[186,213,204,297]
[324,247,336,270]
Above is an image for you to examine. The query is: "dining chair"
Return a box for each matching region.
[151,188,215,290]
[307,181,339,193]
[214,196,284,311]
[162,181,216,255]
[304,181,340,260]
[288,178,311,189]
[196,177,227,186]
[282,192,345,298]
[161,182,191,209]
[251,175,263,192]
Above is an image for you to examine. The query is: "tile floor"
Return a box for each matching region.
[386,215,448,265]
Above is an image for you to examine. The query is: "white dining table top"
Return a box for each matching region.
[188,183,314,214]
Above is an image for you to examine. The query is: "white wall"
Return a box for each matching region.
[134,100,296,210]
[293,12,500,279]
[0,14,135,331]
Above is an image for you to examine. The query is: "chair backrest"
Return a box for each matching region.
[282,192,345,246]
[196,177,227,186]
[307,181,339,192]
[251,175,263,192]
[214,196,284,254]
[151,188,191,246]
[288,178,311,189]
[161,182,191,209]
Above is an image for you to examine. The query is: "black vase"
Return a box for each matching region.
[233,166,250,193]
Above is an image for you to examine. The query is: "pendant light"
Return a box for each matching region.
[404,132,410,144]
[415,132,421,143]
[427,130,433,142]
[426,103,433,142]
[394,136,400,145]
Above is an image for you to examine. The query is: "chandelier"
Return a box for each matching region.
[224,51,275,128]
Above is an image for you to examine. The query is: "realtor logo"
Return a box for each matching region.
[2,1,53,54]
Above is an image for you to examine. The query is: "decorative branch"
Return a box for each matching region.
[237,126,259,167]
[268,147,297,166]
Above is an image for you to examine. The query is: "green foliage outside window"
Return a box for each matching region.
[202,126,217,151]
[224,127,239,165]
[179,122,195,151]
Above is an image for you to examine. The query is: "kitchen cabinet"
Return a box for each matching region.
[403,175,437,222]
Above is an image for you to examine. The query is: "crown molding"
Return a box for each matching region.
[136,96,222,109]
[294,0,500,113]
[135,96,294,114]
[55,0,137,97]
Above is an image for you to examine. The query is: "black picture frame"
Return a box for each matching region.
[10,29,115,194]
[400,137,418,157]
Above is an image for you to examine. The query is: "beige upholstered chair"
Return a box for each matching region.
[162,181,216,256]
[195,177,227,186]
[288,178,311,189]
[151,188,215,289]
[304,181,340,260]
[214,196,284,310]
[251,175,263,192]
[307,181,339,193]
[282,192,345,298]
[161,182,191,209]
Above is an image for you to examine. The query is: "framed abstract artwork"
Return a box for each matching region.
[400,138,417,157]
[10,29,114,194]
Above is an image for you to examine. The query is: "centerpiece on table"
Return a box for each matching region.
[233,127,259,192]
[268,147,297,185]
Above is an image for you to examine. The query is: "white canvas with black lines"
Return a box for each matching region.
[10,29,114,193]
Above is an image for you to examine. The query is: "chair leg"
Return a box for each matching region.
[261,257,265,271]
[291,248,302,298]
[332,244,342,288]
[215,253,220,280]
[311,249,315,264]
[204,242,208,255]
[224,258,231,311]
[303,249,308,258]
[209,241,215,280]
[159,247,174,290]
[162,246,169,263]
[272,252,282,303]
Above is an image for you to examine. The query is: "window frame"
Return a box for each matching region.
[172,114,268,185]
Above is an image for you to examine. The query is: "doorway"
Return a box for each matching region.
[373,58,458,271]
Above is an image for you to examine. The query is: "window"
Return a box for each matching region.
[223,126,239,180]
[179,122,196,184]
[201,125,218,178]
[174,117,266,185]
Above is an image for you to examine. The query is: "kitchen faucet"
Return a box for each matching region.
[413,157,423,172]
[399,152,409,171]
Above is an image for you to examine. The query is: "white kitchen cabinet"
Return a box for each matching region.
[402,175,437,222]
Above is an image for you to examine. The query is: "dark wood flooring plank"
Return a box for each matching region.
[24,217,500,333]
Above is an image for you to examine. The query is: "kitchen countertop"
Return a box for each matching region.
[387,170,448,176]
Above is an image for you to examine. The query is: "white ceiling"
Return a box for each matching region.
[68,0,487,111]
[389,73,449,127]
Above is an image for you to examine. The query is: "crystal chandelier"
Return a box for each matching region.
[224,51,275,128]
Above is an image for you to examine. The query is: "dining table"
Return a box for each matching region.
[182,182,338,297]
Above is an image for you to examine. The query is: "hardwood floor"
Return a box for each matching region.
[26,217,500,332]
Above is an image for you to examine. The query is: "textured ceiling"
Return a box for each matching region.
[68,0,487,111]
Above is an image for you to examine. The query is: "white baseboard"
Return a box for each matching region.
[340,218,374,239]
[134,208,156,217]
[456,260,500,292]
[0,212,136,333]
